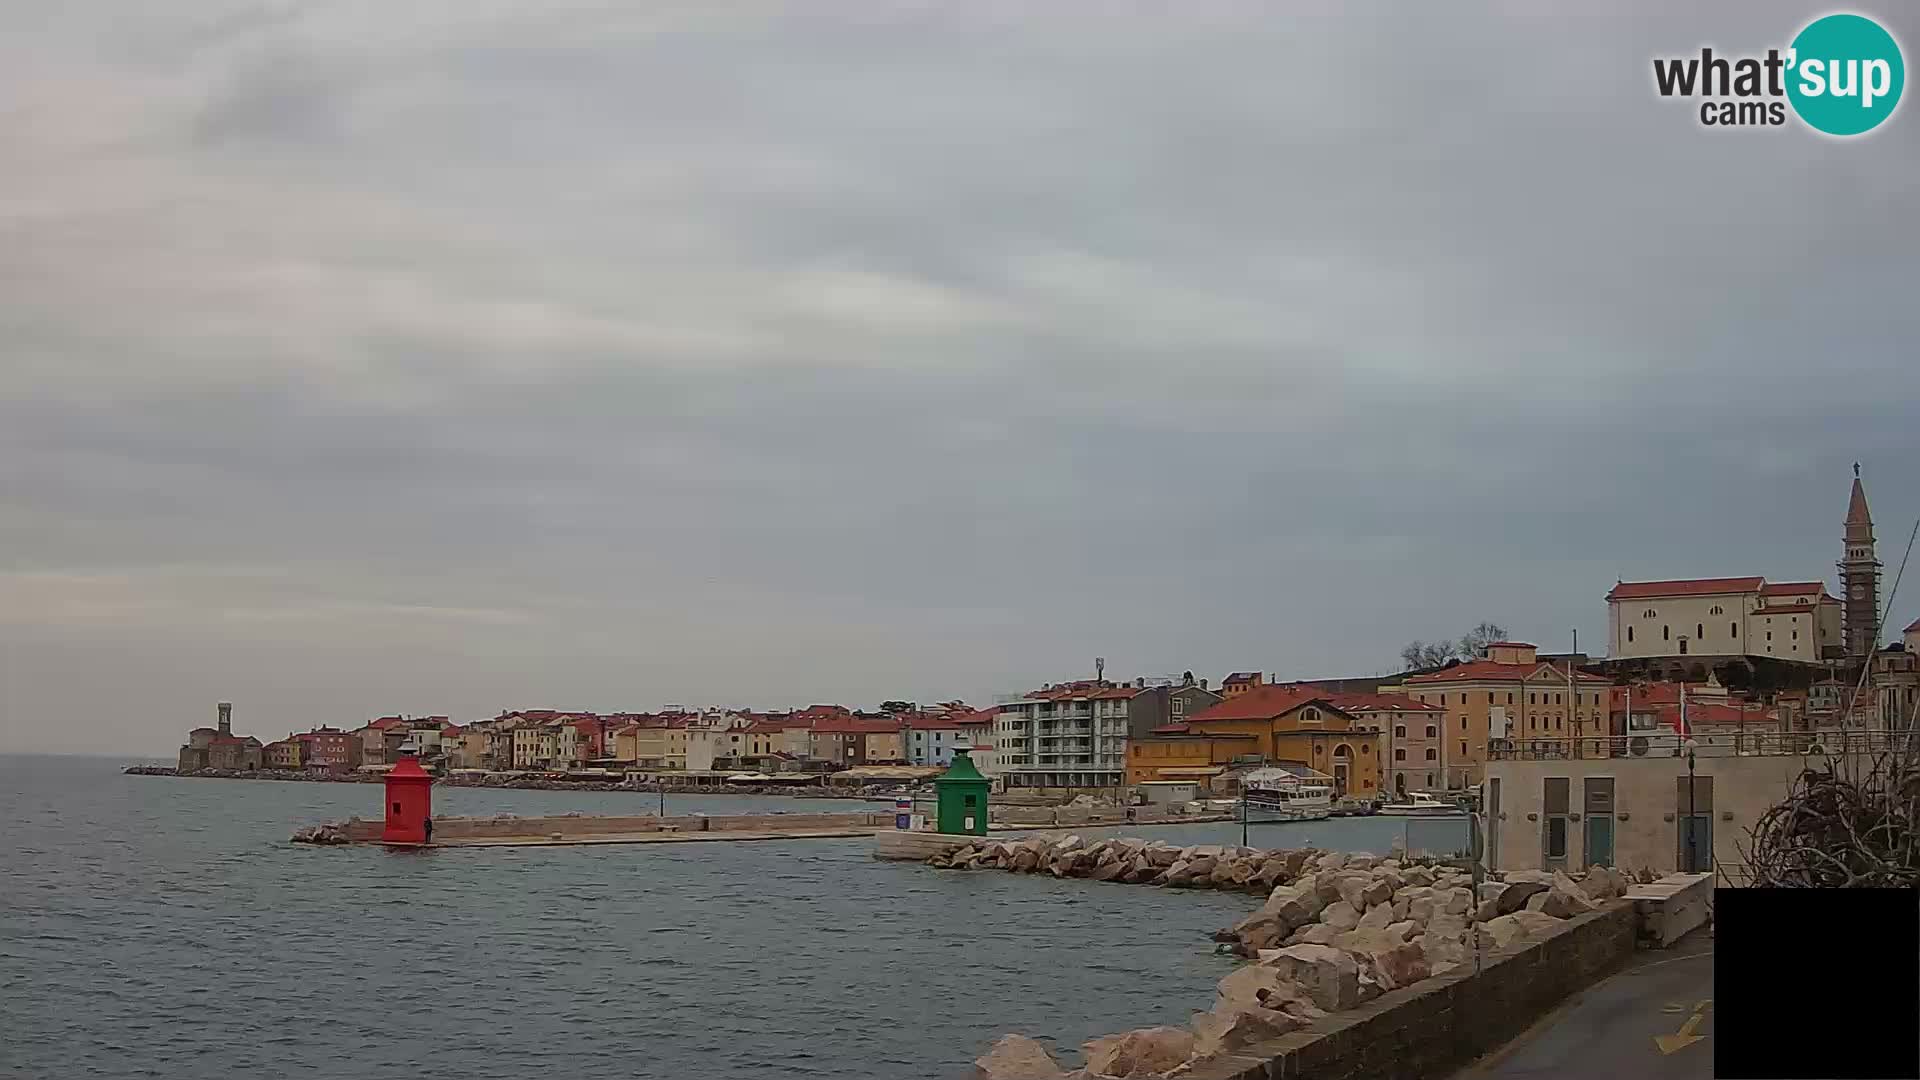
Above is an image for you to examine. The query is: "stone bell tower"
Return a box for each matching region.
[1840,464,1881,660]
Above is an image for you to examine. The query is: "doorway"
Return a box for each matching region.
[1485,776,1502,869]
[1677,774,1713,873]
[1584,777,1615,868]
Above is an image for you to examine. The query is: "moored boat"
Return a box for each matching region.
[1377,791,1464,817]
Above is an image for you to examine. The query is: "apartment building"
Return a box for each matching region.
[994,681,1134,790]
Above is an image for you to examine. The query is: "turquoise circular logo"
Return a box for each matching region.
[1787,14,1904,135]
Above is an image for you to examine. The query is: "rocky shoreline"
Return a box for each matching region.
[121,765,898,800]
[933,836,1642,1079]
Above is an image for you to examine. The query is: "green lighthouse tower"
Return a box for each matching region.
[933,748,990,835]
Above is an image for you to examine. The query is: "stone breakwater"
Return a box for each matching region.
[928,836,1637,1080]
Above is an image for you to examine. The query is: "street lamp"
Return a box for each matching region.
[1683,737,1700,873]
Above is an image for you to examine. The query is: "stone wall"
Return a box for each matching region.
[1180,902,1640,1080]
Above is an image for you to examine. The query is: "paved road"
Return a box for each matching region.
[1455,930,1715,1080]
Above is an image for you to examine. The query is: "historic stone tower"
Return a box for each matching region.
[1840,465,1881,660]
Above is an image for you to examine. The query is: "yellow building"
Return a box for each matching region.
[1124,730,1259,785]
[1389,641,1610,788]
[1127,685,1384,797]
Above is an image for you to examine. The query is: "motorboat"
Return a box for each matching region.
[1377,791,1464,817]
[1239,768,1334,822]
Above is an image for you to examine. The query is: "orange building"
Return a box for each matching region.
[1387,641,1611,788]
[1127,684,1384,797]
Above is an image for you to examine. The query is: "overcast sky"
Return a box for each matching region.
[4,2,1917,755]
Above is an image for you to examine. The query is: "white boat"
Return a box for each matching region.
[1239,768,1334,822]
[1378,791,1464,817]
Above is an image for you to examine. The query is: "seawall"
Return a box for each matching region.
[301,810,895,847]
[1182,902,1640,1080]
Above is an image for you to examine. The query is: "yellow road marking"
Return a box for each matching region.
[1655,1007,1709,1055]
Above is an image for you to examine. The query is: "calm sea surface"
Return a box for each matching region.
[1,755,1465,1080]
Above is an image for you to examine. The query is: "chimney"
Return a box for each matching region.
[217,701,233,736]
[1200,679,1209,691]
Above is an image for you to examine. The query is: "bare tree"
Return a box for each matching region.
[1458,622,1509,659]
[1399,621,1509,672]
[1399,640,1456,671]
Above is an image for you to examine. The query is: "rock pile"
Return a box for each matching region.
[966,842,1634,1080]
[290,823,351,845]
[930,835,1316,894]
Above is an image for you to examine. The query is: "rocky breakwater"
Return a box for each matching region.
[929,835,1314,893]
[948,838,1635,1080]
[290,823,352,845]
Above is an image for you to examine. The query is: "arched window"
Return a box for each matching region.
[1710,605,1724,615]
[1697,623,1704,639]
[1663,625,1671,641]
[1628,626,1634,643]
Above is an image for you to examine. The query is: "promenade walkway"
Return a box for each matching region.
[1454,927,1714,1080]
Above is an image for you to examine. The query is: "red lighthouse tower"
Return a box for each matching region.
[381,756,433,844]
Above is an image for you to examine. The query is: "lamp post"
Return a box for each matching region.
[1683,737,1700,873]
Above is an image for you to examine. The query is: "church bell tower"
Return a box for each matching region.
[1840,464,1881,660]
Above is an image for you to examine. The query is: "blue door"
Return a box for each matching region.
[1678,814,1712,872]
[1584,814,1614,868]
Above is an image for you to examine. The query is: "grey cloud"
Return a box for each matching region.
[3,2,1918,753]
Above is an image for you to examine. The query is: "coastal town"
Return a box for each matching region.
[160,473,1918,861]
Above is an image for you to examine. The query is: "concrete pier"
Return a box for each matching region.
[300,810,895,848]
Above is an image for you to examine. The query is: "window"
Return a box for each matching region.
[1792,630,1799,641]
[1710,605,1724,615]
[1554,693,1562,705]
[1487,692,1495,704]
[1425,748,1437,761]
[1395,748,1406,761]
[1361,744,1371,755]
[1663,625,1671,641]
[1529,693,1536,705]
[1425,725,1438,738]
[1697,623,1704,639]
[1459,694,1467,705]
[1731,622,1738,638]
[1767,631,1773,642]
[1507,693,1515,705]
[1627,626,1634,643]
[1394,725,1406,738]
[1459,740,1468,757]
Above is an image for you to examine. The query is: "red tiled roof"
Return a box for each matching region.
[1759,581,1828,597]
[1223,672,1261,684]
[1322,692,1444,713]
[898,714,972,730]
[810,716,901,735]
[1484,641,1534,649]
[1187,684,1335,722]
[953,707,999,726]
[1405,660,1608,685]
[1150,722,1192,734]
[1607,577,1765,600]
